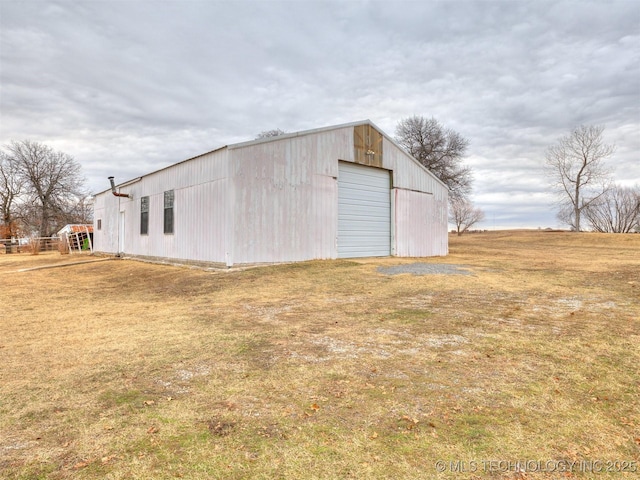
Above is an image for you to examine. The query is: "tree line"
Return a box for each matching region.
[545,125,639,233]
[396,118,639,233]
[3,121,637,240]
[0,140,90,239]
[393,118,640,233]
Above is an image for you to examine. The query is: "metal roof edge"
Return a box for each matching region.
[227,119,448,192]
[227,119,374,150]
[374,123,450,192]
[93,145,229,195]
[93,119,448,196]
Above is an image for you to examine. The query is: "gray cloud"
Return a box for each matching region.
[1,0,638,229]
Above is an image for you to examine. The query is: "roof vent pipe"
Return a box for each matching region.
[108,176,131,198]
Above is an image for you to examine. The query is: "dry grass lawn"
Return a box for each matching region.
[1,231,638,479]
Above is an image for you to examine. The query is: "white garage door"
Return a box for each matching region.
[338,161,391,258]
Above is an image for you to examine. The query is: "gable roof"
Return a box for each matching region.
[57,224,94,235]
[97,119,447,195]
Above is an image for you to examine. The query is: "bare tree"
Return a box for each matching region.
[66,194,94,225]
[4,140,86,237]
[544,125,614,231]
[0,151,25,238]
[255,129,287,139]
[449,197,485,235]
[395,116,472,199]
[583,184,640,233]
[636,189,640,233]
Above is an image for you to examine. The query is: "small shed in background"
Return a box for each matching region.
[92,120,449,266]
[57,224,93,254]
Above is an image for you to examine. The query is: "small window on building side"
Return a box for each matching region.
[140,196,149,235]
[97,219,102,230]
[164,190,174,234]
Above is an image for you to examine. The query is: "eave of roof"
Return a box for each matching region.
[95,119,447,195]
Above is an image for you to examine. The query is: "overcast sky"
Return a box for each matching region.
[1,0,638,229]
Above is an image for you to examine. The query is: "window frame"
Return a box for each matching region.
[140,196,149,235]
[163,190,174,235]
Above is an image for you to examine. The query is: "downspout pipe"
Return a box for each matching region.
[108,177,131,198]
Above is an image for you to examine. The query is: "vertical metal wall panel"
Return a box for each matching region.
[92,194,106,252]
[179,180,228,261]
[337,162,391,258]
[394,188,448,257]
[229,130,346,264]
[380,136,449,256]
[92,192,120,254]
[94,148,231,263]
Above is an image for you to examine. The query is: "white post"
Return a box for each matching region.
[85,225,93,252]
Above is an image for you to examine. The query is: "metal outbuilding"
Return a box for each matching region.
[92,120,448,267]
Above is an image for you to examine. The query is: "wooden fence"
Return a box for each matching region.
[0,237,60,254]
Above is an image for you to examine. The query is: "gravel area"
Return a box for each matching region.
[377,263,472,276]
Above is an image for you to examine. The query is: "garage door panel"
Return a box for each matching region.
[338,205,389,217]
[340,190,389,200]
[338,214,389,224]
[339,167,388,180]
[338,162,391,258]
[340,180,389,190]
[339,187,389,199]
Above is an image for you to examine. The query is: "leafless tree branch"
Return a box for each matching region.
[449,197,485,235]
[0,151,25,238]
[2,140,87,236]
[255,129,287,139]
[395,116,472,200]
[544,125,614,231]
[583,184,640,233]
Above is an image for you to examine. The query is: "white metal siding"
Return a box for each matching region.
[93,147,231,263]
[338,162,391,258]
[382,137,447,199]
[229,134,341,264]
[381,136,448,257]
[394,188,448,256]
[92,193,120,254]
